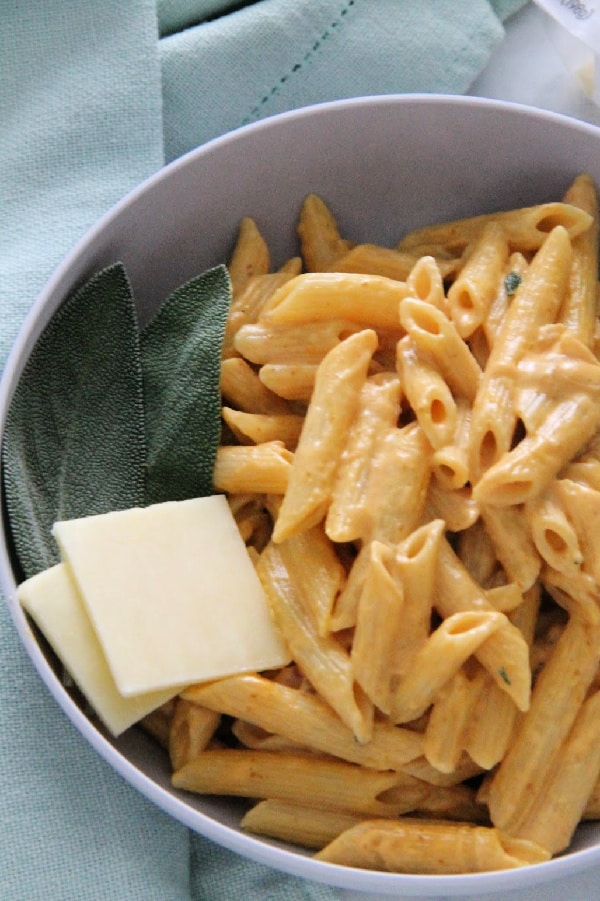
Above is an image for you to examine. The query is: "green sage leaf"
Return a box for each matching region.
[2,263,146,578]
[140,264,231,505]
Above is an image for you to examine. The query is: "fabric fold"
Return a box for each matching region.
[161,0,524,161]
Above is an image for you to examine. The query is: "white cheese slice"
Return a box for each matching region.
[52,495,291,696]
[17,563,179,735]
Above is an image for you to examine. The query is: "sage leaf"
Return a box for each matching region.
[140,264,231,505]
[2,263,146,578]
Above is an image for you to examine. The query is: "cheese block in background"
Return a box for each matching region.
[52,495,291,696]
[17,563,180,735]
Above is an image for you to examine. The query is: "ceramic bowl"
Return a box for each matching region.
[3,95,600,897]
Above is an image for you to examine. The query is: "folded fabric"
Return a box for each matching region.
[161,0,527,161]
[0,1,526,899]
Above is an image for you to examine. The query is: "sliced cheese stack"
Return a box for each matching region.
[17,495,291,736]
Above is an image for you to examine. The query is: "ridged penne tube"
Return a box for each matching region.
[181,673,424,770]
[426,482,480,533]
[392,520,445,677]
[168,699,221,772]
[213,442,293,494]
[406,255,448,310]
[487,616,600,833]
[326,243,419,281]
[233,318,362,365]
[173,750,460,819]
[550,478,600,583]
[257,541,373,742]
[389,610,504,724]
[315,818,550,872]
[258,363,317,402]
[431,399,471,490]
[396,337,457,449]
[262,272,409,331]
[463,586,540,771]
[447,221,509,338]
[525,485,583,575]
[242,799,361,850]
[329,541,372,631]
[223,270,296,357]
[297,193,353,271]
[351,541,404,713]
[403,753,484,788]
[220,356,291,415]
[399,297,482,401]
[221,407,304,451]
[227,216,270,297]
[456,518,497,587]
[559,173,599,346]
[231,719,311,755]
[325,374,402,542]
[468,225,572,478]
[481,252,529,350]
[542,565,600,625]
[398,201,592,254]
[474,391,600,506]
[434,538,531,710]
[480,503,541,592]
[513,690,600,854]
[140,700,175,749]
[362,423,432,544]
[273,329,377,542]
[424,668,482,774]
[562,458,600,491]
[269,523,346,637]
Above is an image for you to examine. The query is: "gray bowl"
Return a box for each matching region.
[2,94,600,897]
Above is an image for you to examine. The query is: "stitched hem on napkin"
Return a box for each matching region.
[160,0,519,162]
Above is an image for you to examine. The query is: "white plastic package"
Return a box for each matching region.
[533,0,600,104]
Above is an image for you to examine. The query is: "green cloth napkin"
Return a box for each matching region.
[0,1,526,899]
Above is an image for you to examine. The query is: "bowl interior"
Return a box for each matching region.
[3,95,600,897]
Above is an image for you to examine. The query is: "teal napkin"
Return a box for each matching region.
[161,0,527,161]
[0,1,526,899]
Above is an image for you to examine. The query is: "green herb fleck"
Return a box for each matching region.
[498,666,512,686]
[504,271,522,296]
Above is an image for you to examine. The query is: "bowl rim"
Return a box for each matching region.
[3,92,600,896]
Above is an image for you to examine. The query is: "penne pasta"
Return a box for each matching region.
[362,423,432,545]
[220,355,291,415]
[213,442,293,494]
[315,818,550,872]
[221,407,304,451]
[297,193,353,272]
[447,221,509,338]
[136,183,600,875]
[227,216,270,297]
[396,336,457,449]
[351,541,404,713]
[399,297,482,401]
[273,329,377,542]
[181,674,424,770]
[263,272,408,331]
[398,201,592,254]
[389,610,505,724]
[325,373,402,543]
[487,616,600,833]
[257,541,373,743]
[559,173,599,347]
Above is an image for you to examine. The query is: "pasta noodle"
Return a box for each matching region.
[131,176,600,875]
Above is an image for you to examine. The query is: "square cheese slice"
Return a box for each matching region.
[17,563,179,735]
[52,495,290,696]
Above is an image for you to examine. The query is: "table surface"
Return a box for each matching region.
[338,4,600,900]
